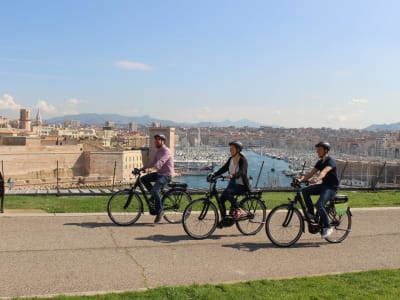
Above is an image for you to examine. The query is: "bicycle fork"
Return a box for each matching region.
[282,206,295,228]
[198,201,212,221]
[123,191,134,210]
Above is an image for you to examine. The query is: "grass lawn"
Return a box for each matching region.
[21,269,400,300]
[2,190,400,213]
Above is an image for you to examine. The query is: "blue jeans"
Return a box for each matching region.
[301,184,337,228]
[141,172,171,214]
[219,179,246,217]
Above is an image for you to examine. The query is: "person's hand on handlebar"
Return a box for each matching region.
[307,177,320,185]
[296,176,310,186]
[226,173,234,179]
[207,173,215,182]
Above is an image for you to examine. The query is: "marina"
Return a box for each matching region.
[174,147,293,189]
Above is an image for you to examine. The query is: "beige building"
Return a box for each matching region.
[89,149,148,184]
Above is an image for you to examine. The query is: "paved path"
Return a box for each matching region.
[0,208,399,298]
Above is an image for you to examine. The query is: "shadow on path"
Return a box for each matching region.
[63,222,157,228]
[135,233,242,243]
[222,241,324,252]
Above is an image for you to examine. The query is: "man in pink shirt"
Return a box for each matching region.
[141,134,174,223]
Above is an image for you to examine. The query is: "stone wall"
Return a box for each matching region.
[0,141,85,189]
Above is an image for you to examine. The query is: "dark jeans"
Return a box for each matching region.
[141,172,171,214]
[301,184,337,229]
[219,179,246,217]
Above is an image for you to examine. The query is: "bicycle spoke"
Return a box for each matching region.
[182,198,218,239]
[236,197,266,235]
[266,204,303,247]
[162,190,192,224]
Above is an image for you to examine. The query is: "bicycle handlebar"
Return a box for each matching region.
[206,174,225,183]
[132,168,146,176]
[291,178,311,189]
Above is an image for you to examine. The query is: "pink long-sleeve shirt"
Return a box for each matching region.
[149,144,174,176]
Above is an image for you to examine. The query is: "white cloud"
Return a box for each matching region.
[351,98,368,105]
[0,94,21,110]
[114,60,153,71]
[36,100,56,114]
[66,98,82,106]
[59,98,88,115]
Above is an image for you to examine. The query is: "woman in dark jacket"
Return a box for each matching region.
[211,141,250,221]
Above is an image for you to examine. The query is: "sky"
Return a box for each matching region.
[1,0,399,129]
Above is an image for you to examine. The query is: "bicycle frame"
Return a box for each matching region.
[121,169,155,212]
[288,179,349,234]
[197,176,223,220]
[287,181,319,233]
[202,176,260,223]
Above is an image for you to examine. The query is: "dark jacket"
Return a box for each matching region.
[214,153,250,191]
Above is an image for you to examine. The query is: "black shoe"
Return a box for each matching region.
[306,212,316,222]
[154,212,164,223]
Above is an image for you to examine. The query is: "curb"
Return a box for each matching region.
[1,207,400,218]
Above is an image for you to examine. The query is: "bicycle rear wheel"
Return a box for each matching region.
[265,204,304,247]
[236,197,266,235]
[162,190,192,224]
[325,207,352,243]
[107,190,143,225]
[182,198,218,239]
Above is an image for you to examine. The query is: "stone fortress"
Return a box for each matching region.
[0,109,175,190]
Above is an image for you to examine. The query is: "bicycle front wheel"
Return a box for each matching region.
[236,197,266,235]
[182,198,218,239]
[325,207,352,243]
[107,190,143,226]
[162,190,192,224]
[266,204,304,247]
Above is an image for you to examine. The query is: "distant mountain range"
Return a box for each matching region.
[364,122,400,131]
[45,113,266,128]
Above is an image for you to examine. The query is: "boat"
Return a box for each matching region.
[175,160,216,176]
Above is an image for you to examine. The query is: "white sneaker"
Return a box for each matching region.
[322,227,333,239]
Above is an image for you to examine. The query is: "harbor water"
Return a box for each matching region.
[174,150,292,189]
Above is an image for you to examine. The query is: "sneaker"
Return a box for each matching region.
[154,212,164,223]
[234,209,243,220]
[321,227,333,238]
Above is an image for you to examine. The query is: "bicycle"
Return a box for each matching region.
[107,168,192,225]
[182,175,267,239]
[265,178,352,247]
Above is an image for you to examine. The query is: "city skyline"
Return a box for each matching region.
[1,1,400,129]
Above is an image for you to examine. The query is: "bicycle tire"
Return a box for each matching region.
[325,207,352,243]
[162,189,192,224]
[107,190,143,226]
[236,197,266,235]
[265,204,304,247]
[182,198,218,239]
